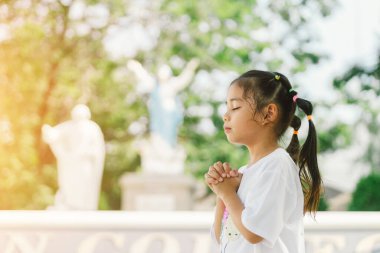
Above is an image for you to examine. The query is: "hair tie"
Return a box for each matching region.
[293,130,299,135]
[307,115,313,121]
[274,75,280,80]
[292,95,298,103]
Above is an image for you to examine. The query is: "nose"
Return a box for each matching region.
[223,111,230,122]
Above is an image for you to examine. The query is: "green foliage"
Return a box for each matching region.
[88,60,146,209]
[0,0,131,209]
[318,123,352,152]
[318,196,329,211]
[332,54,380,172]
[159,0,335,73]
[0,0,337,209]
[348,173,380,211]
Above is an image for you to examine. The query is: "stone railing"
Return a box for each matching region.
[0,211,379,253]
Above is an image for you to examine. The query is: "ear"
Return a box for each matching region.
[262,103,279,125]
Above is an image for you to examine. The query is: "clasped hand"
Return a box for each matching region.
[204,161,242,199]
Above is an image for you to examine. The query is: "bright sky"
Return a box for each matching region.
[320,0,379,68]
[300,0,380,101]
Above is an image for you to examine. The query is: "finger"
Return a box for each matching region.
[204,176,217,194]
[229,169,239,177]
[223,162,231,177]
[213,161,226,178]
[209,165,223,180]
[212,165,224,182]
[204,173,219,185]
[207,173,219,184]
[227,169,235,177]
[204,174,213,187]
[209,177,219,185]
[208,166,223,182]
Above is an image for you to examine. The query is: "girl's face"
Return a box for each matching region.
[223,83,264,145]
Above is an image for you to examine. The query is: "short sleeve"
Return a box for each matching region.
[210,224,219,245]
[241,162,293,248]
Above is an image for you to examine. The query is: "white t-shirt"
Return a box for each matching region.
[212,148,305,253]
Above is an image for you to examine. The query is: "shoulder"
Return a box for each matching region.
[240,148,298,180]
[261,148,298,177]
[261,149,301,196]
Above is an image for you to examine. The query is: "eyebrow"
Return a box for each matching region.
[225,98,244,104]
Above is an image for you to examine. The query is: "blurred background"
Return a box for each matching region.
[1,1,380,252]
[0,0,379,212]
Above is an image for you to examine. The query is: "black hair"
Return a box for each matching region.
[230,70,322,214]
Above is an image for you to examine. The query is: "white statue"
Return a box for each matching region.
[127,59,199,174]
[42,104,105,210]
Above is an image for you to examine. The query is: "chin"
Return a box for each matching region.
[226,136,243,145]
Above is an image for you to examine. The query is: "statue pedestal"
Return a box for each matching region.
[119,173,196,211]
[136,135,186,175]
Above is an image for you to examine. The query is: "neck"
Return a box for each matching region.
[245,134,279,166]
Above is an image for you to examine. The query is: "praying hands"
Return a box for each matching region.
[204,161,242,198]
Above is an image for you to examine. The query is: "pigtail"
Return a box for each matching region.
[286,116,301,163]
[294,97,322,215]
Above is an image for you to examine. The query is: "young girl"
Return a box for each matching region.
[204,70,322,253]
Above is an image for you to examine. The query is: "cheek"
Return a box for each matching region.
[232,109,254,125]
[231,117,255,136]
[234,116,259,137]
[238,122,256,135]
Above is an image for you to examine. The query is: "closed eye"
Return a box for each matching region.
[232,107,241,111]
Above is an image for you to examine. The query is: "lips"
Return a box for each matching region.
[224,126,232,132]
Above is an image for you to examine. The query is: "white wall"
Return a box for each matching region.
[0,211,379,253]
